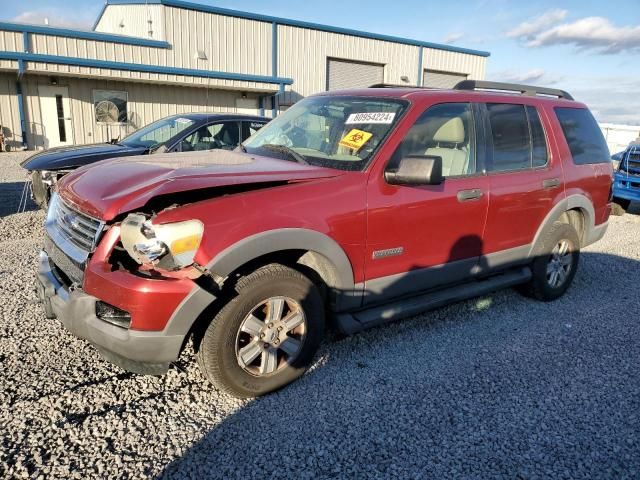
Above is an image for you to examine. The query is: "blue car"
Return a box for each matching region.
[612,145,640,211]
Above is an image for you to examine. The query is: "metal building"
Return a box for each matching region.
[0,0,490,150]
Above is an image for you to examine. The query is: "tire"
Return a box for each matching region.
[520,221,580,302]
[196,263,325,398]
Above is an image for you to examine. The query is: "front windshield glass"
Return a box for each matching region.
[243,96,408,171]
[120,116,196,149]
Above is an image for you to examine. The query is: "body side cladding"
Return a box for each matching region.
[361,245,531,308]
[205,228,361,311]
[337,267,532,334]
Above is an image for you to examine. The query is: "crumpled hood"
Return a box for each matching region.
[20,143,147,171]
[58,149,343,220]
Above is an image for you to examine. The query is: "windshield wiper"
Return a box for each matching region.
[260,144,308,165]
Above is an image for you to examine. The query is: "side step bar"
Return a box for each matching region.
[336,267,532,334]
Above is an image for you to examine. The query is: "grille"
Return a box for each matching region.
[49,195,103,253]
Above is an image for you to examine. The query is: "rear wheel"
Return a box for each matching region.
[196,263,325,398]
[520,221,580,301]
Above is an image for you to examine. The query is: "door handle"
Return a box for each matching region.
[457,189,483,202]
[542,178,561,189]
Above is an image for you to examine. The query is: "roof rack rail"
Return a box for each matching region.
[453,80,574,101]
[369,83,437,89]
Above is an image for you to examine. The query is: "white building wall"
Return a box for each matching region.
[277,25,421,104]
[422,48,486,80]
[94,4,166,41]
[14,75,262,149]
[162,6,272,77]
[0,73,23,148]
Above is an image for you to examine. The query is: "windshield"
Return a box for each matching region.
[120,116,196,149]
[243,96,408,171]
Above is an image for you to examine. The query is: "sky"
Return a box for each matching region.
[3,0,640,125]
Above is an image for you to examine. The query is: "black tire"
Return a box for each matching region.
[196,263,325,398]
[519,221,580,301]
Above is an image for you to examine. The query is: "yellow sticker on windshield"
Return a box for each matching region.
[339,129,373,152]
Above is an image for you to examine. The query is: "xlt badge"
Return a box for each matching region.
[372,247,404,259]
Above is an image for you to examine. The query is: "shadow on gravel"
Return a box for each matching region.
[0,181,37,218]
[156,249,640,478]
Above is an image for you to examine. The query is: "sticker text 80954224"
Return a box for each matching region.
[345,112,396,125]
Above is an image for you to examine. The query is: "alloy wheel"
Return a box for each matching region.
[235,296,307,376]
[546,239,573,288]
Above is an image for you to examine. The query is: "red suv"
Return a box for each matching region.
[36,81,612,397]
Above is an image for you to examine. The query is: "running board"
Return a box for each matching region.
[336,267,532,334]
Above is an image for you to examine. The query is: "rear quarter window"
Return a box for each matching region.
[554,107,610,164]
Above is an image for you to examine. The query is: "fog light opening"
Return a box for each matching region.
[96,301,131,329]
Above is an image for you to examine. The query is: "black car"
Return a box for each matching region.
[21,113,268,207]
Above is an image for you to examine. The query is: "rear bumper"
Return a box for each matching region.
[36,251,192,375]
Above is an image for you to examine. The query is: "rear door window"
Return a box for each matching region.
[486,103,530,172]
[554,107,610,164]
[527,106,549,167]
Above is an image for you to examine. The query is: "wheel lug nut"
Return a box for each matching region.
[274,339,280,345]
[260,333,265,338]
[268,323,274,328]
[277,326,283,332]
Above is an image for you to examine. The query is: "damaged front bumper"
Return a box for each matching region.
[35,249,211,375]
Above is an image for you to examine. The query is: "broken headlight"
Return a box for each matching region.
[120,213,204,270]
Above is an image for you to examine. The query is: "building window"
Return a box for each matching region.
[93,90,128,124]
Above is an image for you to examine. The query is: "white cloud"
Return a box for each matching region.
[571,78,640,124]
[528,17,640,54]
[443,32,464,44]
[508,12,640,54]
[489,68,562,86]
[506,9,568,39]
[12,9,94,30]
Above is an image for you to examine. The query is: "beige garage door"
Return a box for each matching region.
[423,69,468,89]
[327,58,385,90]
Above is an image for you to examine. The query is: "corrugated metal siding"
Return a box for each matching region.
[0,31,22,52]
[422,48,486,80]
[423,69,467,88]
[327,59,384,90]
[94,4,166,41]
[162,6,271,76]
[0,73,22,148]
[277,24,420,104]
[19,76,259,148]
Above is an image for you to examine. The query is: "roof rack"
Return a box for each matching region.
[368,83,435,89]
[453,80,574,100]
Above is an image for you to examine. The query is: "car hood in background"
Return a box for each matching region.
[20,143,148,171]
[58,149,344,221]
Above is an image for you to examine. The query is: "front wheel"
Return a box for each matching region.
[519,222,580,301]
[196,263,325,398]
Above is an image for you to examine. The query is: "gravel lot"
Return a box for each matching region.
[1,151,639,479]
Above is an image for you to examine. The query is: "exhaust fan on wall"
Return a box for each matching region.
[95,100,120,123]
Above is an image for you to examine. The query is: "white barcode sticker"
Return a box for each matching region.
[345,112,396,124]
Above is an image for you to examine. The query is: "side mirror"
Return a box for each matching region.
[385,155,444,186]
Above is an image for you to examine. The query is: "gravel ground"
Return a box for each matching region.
[1,151,639,479]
